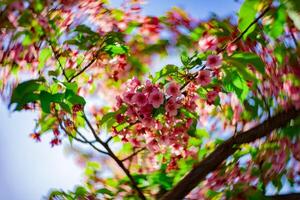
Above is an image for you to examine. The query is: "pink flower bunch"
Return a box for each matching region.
[113,79,199,169]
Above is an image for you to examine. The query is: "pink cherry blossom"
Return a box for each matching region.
[166,82,181,97]
[132,92,148,107]
[198,35,218,51]
[206,55,222,68]
[227,43,237,56]
[196,70,211,86]
[149,90,164,108]
[123,91,135,104]
[139,104,153,118]
[206,90,219,105]
[165,98,180,116]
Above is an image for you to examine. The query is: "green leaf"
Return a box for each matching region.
[187,119,197,137]
[39,91,53,113]
[100,106,127,126]
[238,0,259,39]
[74,25,95,34]
[65,90,86,106]
[115,122,130,132]
[96,188,113,196]
[148,172,173,190]
[180,51,189,66]
[223,70,249,101]
[10,78,45,111]
[22,34,33,46]
[38,48,52,69]
[230,52,265,75]
[104,44,128,57]
[153,64,178,83]
[74,186,87,197]
[269,5,286,39]
[100,112,117,125]
[62,82,78,93]
[65,68,76,79]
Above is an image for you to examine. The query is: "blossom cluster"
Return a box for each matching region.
[113,78,200,170]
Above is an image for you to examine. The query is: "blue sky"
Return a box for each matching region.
[0,1,241,199]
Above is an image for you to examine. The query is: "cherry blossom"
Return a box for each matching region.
[206,54,222,68]
[198,35,218,51]
[166,82,181,97]
[149,90,164,108]
[132,92,148,107]
[195,70,211,86]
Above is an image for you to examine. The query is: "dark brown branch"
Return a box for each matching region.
[266,193,300,200]
[82,114,146,200]
[121,147,146,162]
[161,108,300,200]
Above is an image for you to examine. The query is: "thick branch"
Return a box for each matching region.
[161,108,300,200]
[266,193,300,200]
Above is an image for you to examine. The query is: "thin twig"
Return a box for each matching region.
[47,40,69,81]
[82,114,146,200]
[68,38,106,82]
[121,147,146,162]
[105,136,114,144]
[289,26,298,49]
[217,5,272,53]
[257,86,271,118]
[55,112,108,155]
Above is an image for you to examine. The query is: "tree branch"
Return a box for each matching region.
[161,108,300,200]
[47,40,69,82]
[266,193,300,200]
[217,5,271,53]
[55,113,109,155]
[68,38,106,82]
[82,114,146,200]
[121,147,146,162]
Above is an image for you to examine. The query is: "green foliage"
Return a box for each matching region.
[285,0,300,30]
[222,69,249,101]
[66,25,101,50]
[104,43,129,57]
[268,5,286,39]
[100,105,127,128]
[238,0,259,39]
[9,78,45,111]
[152,64,179,83]
[38,47,52,69]
[229,52,265,75]
[10,79,85,113]
[280,117,300,138]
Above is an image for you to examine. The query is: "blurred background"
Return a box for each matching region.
[0,1,242,199]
